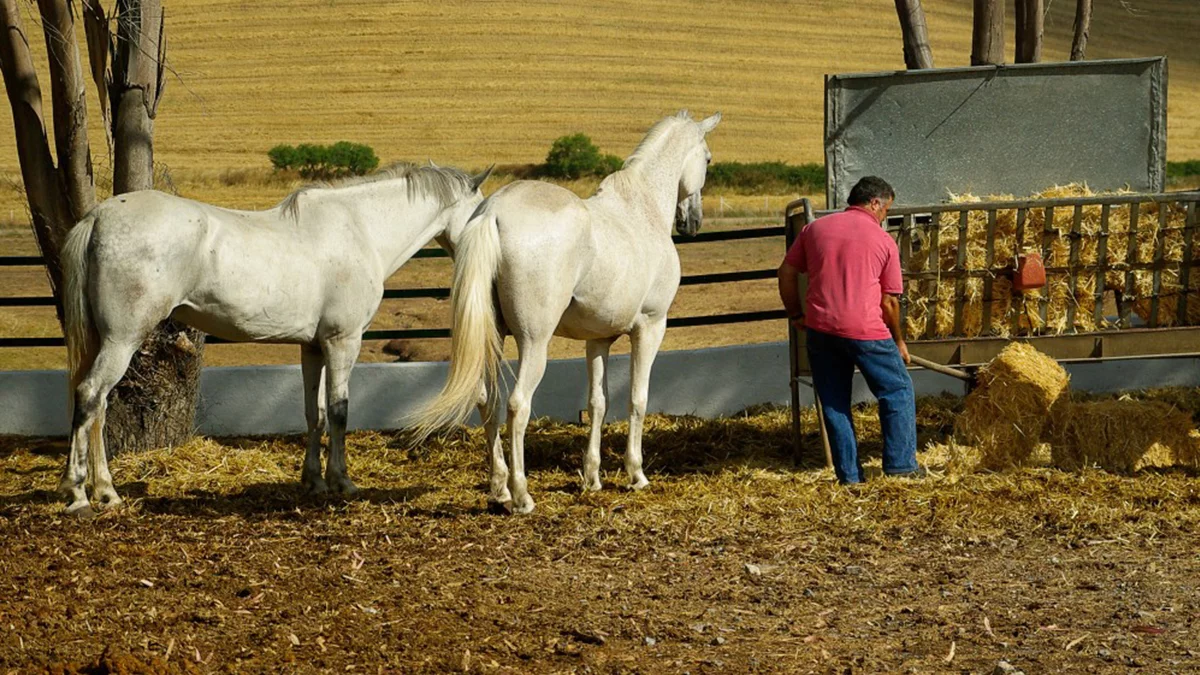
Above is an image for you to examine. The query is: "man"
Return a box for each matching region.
[778,176,920,484]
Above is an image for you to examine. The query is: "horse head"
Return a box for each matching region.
[674,111,721,236]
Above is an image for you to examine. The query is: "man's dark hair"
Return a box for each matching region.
[846,176,896,206]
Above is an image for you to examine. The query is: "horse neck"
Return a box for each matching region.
[622,137,690,234]
[339,182,448,275]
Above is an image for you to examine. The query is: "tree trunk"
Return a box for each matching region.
[971,0,1004,66]
[1070,0,1092,61]
[0,0,73,304]
[1015,0,1044,64]
[893,0,935,70]
[104,0,206,456]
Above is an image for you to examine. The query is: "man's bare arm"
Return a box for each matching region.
[880,294,911,364]
[778,262,805,329]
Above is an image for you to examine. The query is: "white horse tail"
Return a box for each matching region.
[62,214,99,391]
[412,209,504,439]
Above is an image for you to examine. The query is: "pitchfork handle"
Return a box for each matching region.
[908,354,975,382]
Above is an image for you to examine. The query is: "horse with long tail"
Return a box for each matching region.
[60,163,491,516]
[414,111,721,513]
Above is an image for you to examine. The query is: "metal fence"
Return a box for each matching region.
[0,225,788,350]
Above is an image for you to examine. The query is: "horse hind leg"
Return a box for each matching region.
[505,333,552,514]
[582,338,614,492]
[300,344,328,494]
[62,338,141,513]
[478,377,510,509]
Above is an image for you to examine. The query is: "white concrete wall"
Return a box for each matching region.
[2,341,1199,437]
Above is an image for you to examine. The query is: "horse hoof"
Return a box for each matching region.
[329,478,359,496]
[582,479,603,492]
[96,494,124,512]
[303,478,329,495]
[628,476,650,492]
[487,499,514,515]
[510,497,536,515]
[64,503,96,519]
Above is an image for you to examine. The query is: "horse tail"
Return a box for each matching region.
[62,213,99,394]
[411,208,504,439]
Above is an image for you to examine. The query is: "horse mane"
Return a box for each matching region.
[623,111,694,170]
[279,162,473,222]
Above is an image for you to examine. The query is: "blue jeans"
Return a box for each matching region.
[807,328,918,484]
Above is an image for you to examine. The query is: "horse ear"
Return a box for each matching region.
[699,112,722,134]
[428,159,439,169]
[678,109,690,120]
[470,165,495,191]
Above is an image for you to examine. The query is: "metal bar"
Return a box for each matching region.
[1038,206,1055,334]
[1066,204,1083,332]
[679,269,778,286]
[900,213,914,335]
[0,256,45,266]
[0,297,57,307]
[952,210,968,336]
[1095,203,1112,327]
[1150,204,1168,326]
[667,310,787,328]
[923,210,941,339]
[802,190,1200,220]
[673,227,786,244]
[382,288,448,300]
[1181,201,1197,324]
[982,208,997,335]
[1121,202,1141,328]
[1013,207,1028,336]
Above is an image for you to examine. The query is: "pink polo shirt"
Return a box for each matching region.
[783,205,903,341]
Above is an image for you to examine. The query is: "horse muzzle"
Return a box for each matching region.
[675,193,702,237]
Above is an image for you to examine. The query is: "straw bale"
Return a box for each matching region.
[955,343,1069,470]
[1047,399,1199,474]
[904,185,1196,339]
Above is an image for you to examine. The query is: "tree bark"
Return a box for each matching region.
[37,0,96,223]
[1070,0,1092,61]
[971,0,1004,66]
[104,0,206,456]
[893,0,935,70]
[1015,0,1044,64]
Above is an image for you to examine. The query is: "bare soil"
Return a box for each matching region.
[2,400,1200,673]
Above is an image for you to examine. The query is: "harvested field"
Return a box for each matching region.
[3,394,1200,672]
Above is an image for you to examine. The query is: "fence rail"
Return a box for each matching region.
[0,226,788,349]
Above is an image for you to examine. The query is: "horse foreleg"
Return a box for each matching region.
[506,335,551,514]
[322,336,361,495]
[300,344,328,494]
[582,338,614,491]
[478,379,510,507]
[625,320,666,491]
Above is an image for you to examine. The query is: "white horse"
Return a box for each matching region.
[59,163,491,515]
[415,111,721,513]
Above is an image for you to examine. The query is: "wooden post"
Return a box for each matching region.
[971,0,1004,66]
[893,0,935,70]
[1015,0,1044,64]
[1070,0,1092,61]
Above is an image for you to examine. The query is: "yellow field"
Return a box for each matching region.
[1,0,1198,369]
[0,0,1197,181]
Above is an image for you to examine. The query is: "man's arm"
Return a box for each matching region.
[778,261,805,330]
[881,294,911,364]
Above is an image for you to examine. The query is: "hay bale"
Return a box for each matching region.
[904,185,1196,339]
[955,343,1069,470]
[1047,399,1199,474]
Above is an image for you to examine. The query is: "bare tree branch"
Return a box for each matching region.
[1015,0,1045,63]
[82,0,112,155]
[971,0,1004,66]
[37,0,96,222]
[893,0,935,70]
[111,0,161,192]
[1070,0,1092,61]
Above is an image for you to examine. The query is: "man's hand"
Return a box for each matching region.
[789,314,805,332]
[897,339,911,365]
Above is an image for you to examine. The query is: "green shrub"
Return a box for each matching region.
[542,133,622,179]
[1167,160,1200,179]
[266,142,380,180]
[706,161,825,194]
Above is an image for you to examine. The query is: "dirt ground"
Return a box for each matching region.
[2,397,1200,674]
